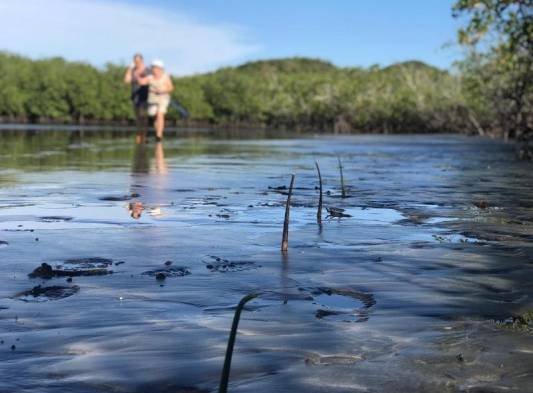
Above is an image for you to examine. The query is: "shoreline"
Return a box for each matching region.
[0,122,478,135]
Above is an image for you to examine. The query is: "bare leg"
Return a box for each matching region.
[155,112,165,140]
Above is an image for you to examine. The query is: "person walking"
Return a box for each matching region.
[137,59,174,142]
[123,53,149,142]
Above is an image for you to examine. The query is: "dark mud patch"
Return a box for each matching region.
[0,240,8,248]
[326,207,352,218]
[38,216,73,223]
[142,266,191,278]
[29,258,114,278]
[202,255,259,273]
[268,185,314,195]
[311,287,376,323]
[99,193,139,202]
[15,285,79,302]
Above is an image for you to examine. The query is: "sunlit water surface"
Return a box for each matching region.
[0,130,532,392]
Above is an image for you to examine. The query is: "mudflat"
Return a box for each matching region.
[0,130,532,392]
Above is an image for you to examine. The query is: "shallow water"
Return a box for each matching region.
[1,130,532,392]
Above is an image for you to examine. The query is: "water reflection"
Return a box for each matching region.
[131,142,150,174]
[128,140,169,219]
[1,131,533,393]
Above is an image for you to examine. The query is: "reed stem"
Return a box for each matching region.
[315,161,323,223]
[338,156,346,198]
[281,174,295,252]
[219,293,259,393]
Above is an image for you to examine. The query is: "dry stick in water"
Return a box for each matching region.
[315,161,323,223]
[281,174,295,252]
[338,156,346,198]
[219,293,259,393]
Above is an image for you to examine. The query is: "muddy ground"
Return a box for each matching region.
[0,131,532,392]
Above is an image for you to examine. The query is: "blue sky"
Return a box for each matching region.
[0,0,463,75]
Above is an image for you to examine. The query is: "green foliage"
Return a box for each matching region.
[0,52,475,133]
[496,310,533,332]
[453,0,533,140]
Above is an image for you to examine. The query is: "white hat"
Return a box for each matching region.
[151,59,164,68]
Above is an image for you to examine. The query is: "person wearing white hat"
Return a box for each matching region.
[137,59,174,141]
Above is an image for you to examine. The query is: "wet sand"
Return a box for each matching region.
[0,131,532,392]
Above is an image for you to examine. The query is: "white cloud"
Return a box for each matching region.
[0,0,260,75]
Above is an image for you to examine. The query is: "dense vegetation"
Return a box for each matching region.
[452,0,532,154]
[0,53,473,133]
[0,1,530,144]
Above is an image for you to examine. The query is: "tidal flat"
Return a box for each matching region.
[0,130,532,392]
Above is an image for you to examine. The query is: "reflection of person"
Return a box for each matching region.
[128,201,144,219]
[137,59,174,142]
[123,53,149,143]
[131,141,150,174]
[127,142,169,219]
[154,140,168,175]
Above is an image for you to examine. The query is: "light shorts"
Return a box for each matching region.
[148,98,170,116]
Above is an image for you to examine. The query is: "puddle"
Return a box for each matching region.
[431,233,479,244]
[15,285,79,302]
[312,288,376,323]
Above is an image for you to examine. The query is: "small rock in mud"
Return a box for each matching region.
[0,240,9,248]
[115,261,125,266]
[203,255,258,273]
[15,285,79,302]
[164,260,172,266]
[66,277,73,283]
[143,266,191,278]
[11,345,15,351]
[28,263,54,279]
